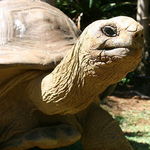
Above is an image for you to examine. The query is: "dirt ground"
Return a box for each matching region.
[101,90,150,150]
[103,91,150,117]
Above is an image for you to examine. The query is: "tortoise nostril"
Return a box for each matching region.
[134,33,139,38]
[141,33,144,38]
[134,32,144,39]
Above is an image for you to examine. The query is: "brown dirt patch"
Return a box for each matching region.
[106,93,150,114]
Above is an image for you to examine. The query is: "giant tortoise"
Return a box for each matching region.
[0,0,143,150]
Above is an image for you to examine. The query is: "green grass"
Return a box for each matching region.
[114,110,150,150]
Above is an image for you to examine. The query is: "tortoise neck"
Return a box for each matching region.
[38,44,103,115]
[27,40,116,115]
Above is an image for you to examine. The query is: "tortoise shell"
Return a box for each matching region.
[0,0,80,96]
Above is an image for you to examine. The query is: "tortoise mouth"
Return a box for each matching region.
[97,46,130,52]
[90,46,142,68]
[90,48,142,76]
[98,47,123,51]
[94,47,131,65]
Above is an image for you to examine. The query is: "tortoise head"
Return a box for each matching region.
[76,16,144,84]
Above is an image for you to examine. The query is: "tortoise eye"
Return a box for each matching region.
[102,26,117,37]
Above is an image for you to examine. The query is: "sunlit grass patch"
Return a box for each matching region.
[113,110,150,150]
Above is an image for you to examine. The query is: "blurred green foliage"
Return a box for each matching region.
[56,0,137,29]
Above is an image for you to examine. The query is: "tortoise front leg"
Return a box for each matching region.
[0,124,81,150]
[79,103,133,150]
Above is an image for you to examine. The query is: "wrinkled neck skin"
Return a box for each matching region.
[35,34,129,115]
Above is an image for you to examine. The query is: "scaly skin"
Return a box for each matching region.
[78,103,133,150]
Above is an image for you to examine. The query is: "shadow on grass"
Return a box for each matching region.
[125,132,150,150]
[125,132,149,137]
[129,140,150,150]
